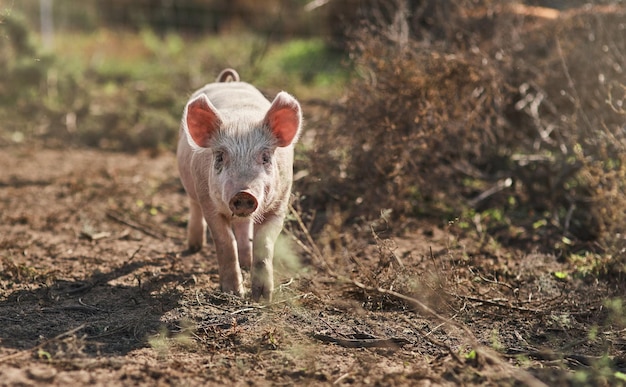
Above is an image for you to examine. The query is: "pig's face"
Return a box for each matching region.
[209,129,279,221]
[182,92,301,221]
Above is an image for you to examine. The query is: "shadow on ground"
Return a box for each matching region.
[0,259,184,356]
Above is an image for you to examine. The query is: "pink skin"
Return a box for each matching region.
[177,71,302,301]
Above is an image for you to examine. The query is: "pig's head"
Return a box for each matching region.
[182,92,302,220]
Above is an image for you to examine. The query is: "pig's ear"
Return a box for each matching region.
[264,92,302,147]
[184,95,222,149]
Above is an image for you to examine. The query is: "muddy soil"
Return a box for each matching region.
[0,145,624,386]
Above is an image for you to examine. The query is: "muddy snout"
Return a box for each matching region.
[229,191,258,217]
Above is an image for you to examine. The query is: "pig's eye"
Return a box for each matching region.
[214,151,225,171]
[261,151,271,165]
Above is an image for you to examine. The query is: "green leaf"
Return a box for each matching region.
[614,371,626,381]
[37,349,52,360]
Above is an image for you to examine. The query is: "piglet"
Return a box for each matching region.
[177,68,302,301]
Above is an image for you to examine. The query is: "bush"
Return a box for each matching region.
[307,1,512,222]
[499,6,626,246]
[305,1,626,272]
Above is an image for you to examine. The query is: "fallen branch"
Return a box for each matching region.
[451,293,548,314]
[349,279,549,387]
[505,347,623,368]
[106,210,165,240]
[312,333,409,349]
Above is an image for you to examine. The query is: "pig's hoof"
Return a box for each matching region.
[251,284,273,302]
[220,283,245,298]
[239,257,252,270]
[183,244,202,255]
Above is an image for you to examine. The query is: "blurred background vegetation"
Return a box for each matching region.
[1,0,625,278]
[0,0,349,152]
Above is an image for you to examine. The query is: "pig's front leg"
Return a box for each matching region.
[205,212,244,297]
[233,219,253,270]
[251,214,284,301]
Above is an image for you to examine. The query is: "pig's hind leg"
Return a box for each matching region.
[186,198,206,253]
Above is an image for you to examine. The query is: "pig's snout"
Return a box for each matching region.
[229,191,258,217]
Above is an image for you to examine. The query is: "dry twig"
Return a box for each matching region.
[312,333,409,348]
[287,203,334,274]
[106,210,165,240]
[451,293,547,314]
[400,315,463,364]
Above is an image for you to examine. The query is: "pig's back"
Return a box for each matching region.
[191,82,270,114]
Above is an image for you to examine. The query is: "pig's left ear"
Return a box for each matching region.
[264,92,302,147]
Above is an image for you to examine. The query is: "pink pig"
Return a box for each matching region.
[177,69,302,301]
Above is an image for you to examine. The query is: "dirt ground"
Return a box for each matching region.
[0,142,625,386]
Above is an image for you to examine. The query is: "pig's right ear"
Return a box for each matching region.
[183,95,222,149]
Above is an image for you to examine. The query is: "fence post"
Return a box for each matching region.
[40,0,54,50]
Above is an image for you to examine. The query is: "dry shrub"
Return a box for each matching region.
[501,7,626,246]
[342,39,508,219]
[306,0,626,275]
[308,0,512,222]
